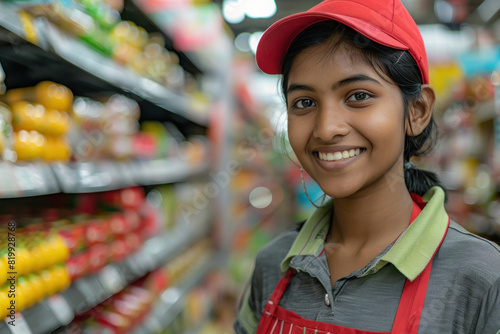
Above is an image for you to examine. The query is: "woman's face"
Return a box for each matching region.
[287,41,407,199]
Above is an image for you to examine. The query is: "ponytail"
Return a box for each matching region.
[401,93,447,201]
[404,163,447,201]
[402,109,447,200]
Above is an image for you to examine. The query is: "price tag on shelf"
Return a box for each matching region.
[99,265,126,294]
[5,313,33,334]
[0,163,19,198]
[142,250,157,272]
[116,162,136,187]
[47,295,74,326]
[11,163,58,196]
[125,253,143,277]
[134,248,155,273]
[146,317,163,333]
[74,278,97,306]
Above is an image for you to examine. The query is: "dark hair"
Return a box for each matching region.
[280,21,446,199]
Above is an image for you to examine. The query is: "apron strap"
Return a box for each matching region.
[267,268,295,314]
[256,268,296,334]
[391,259,432,333]
[391,216,450,333]
[257,197,450,334]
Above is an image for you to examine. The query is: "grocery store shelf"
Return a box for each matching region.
[52,158,210,194]
[0,4,209,127]
[131,158,209,187]
[0,162,60,199]
[0,3,25,39]
[139,215,213,272]
[121,0,203,76]
[52,161,135,194]
[0,158,209,198]
[0,218,212,334]
[132,254,219,334]
[42,21,208,126]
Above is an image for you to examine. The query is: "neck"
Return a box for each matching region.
[328,180,414,252]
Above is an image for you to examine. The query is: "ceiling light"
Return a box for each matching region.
[222,0,245,24]
[244,0,277,19]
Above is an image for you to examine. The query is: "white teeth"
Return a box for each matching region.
[318,149,363,161]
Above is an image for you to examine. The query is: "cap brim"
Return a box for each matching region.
[256,12,408,75]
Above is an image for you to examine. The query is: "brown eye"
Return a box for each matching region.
[295,99,315,109]
[347,92,371,102]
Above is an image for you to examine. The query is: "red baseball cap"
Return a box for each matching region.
[256,0,429,84]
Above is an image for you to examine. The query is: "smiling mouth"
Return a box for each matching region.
[314,148,366,162]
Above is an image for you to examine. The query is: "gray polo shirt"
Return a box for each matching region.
[235,187,500,333]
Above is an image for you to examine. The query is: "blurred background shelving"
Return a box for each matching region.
[0,0,499,333]
[0,0,231,333]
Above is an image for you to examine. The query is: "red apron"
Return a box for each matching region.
[256,196,449,334]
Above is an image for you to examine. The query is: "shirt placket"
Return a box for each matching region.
[289,255,337,314]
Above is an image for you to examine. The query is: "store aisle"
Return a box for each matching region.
[0,0,499,333]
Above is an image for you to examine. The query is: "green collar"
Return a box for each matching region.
[281,187,449,281]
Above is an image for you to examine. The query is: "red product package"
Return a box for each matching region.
[110,238,131,262]
[111,293,143,318]
[124,232,143,254]
[95,310,131,334]
[88,244,111,274]
[147,269,170,294]
[66,252,90,281]
[101,187,145,211]
[120,187,146,210]
[109,213,131,237]
[123,210,141,231]
[139,202,162,239]
[85,217,111,246]
[132,132,156,159]
[58,223,87,254]
[126,286,153,307]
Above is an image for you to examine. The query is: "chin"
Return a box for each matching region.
[317,182,362,200]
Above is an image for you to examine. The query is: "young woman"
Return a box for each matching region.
[235,0,500,333]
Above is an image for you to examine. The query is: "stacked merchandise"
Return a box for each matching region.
[0,0,231,333]
[0,86,215,331]
[16,0,207,98]
[55,204,218,333]
[0,181,218,333]
[58,188,155,282]
[0,81,208,171]
[0,222,71,319]
[0,187,152,318]
[1,81,73,163]
[71,280,156,333]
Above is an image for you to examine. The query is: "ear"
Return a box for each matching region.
[405,85,436,136]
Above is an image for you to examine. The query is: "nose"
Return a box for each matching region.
[312,105,350,142]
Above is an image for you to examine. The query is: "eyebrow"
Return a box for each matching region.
[287,74,383,95]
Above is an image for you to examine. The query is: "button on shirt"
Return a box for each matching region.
[235,187,500,334]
